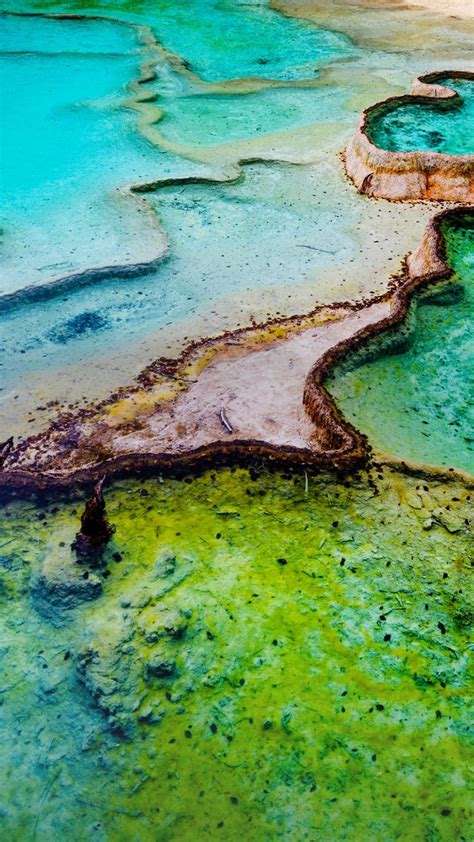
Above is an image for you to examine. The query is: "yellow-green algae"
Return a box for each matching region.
[0,466,472,840]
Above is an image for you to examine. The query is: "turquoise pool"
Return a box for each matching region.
[367,75,474,155]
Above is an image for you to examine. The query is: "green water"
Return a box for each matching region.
[367,76,474,155]
[1,466,472,839]
[327,215,474,475]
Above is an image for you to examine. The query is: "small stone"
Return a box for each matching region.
[144,658,176,681]
[434,508,463,533]
[138,705,164,725]
[405,491,423,509]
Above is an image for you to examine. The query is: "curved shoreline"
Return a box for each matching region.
[404,0,473,17]
[1,206,471,490]
[345,71,474,202]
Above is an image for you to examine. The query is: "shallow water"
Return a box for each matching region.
[1,466,472,840]
[327,214,474,474]
[155,80,349,148]
[0,159,427,429]
[0,6,358,297]
[1,4,469,434]
[367,76,474,155]
[0,8,358,298]
[0,3,473,839]
[2,0,356,82]
[0,14,179,293]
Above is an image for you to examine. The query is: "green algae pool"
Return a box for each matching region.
[0,466,472,840]
[367,75,474,156]
[327,213,474,476]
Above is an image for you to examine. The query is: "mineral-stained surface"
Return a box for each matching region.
[1,207,471,485]
[1,2,473,840]
[1,465,472,839]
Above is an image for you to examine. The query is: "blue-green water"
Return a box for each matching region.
[2,0,356,82]
[1,4,472,466]
[0,4,473,840]
[155,83,349,147]
[0,7,399,434]
[0,13,181,293]
[328,214,474,474]
[0,161,379,395]
[367,76,474,155]
[0,17,137,196]
[0,10,356,296]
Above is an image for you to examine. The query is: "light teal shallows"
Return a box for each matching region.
[1,0,356,82]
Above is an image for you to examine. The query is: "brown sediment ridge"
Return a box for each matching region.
[0,207,470,490]
[345,71,474,201]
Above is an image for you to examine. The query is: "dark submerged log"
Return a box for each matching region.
[73,476,115,560]
[0,437,14,467]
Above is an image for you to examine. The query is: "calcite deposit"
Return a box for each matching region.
[1,208,469,487]
[345,72,474,202]
[1,5,473,841]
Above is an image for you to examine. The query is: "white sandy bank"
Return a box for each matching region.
[407,0,473,18]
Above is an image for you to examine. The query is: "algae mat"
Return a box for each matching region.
[1,467,472,840]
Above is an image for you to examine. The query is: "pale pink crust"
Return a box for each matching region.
[1,207,469,490]
[345,72,474,202]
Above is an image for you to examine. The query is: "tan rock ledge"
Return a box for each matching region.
[345,71,474,202]
[1,207,469,490]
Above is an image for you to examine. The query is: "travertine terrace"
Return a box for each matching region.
[345,72,474,202]
[1,208,469,487]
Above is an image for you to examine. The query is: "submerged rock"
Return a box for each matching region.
[144,657,177,681]
[31,549,103,616]
[73,477,115,562]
